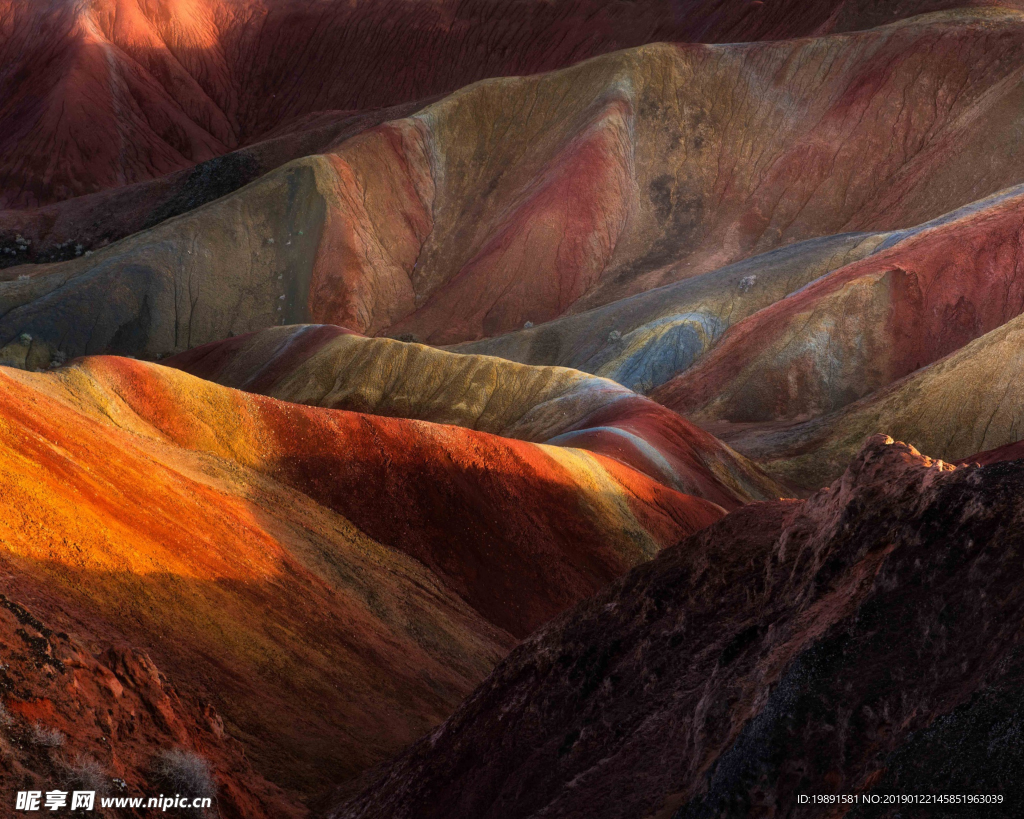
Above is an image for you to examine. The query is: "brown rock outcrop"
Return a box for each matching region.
[334,436,1024,818]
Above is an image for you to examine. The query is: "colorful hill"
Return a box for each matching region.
[0,99,428,269]
[333,436,1024,819]
[0,354,726,808]
[453,231,887,392]
[6,3,1024,815]
[652,184,1024,425]
[698,294,1024,490]
[165,326,784,509]
[7,11,1024,359]
[5,0,1012,209]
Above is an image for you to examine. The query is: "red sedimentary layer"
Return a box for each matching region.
[653,191,1024,422]
[5,0,1010,208]
[165,326,784,509]
[552,396,789,509]
[385,98,635,341]
[167,324,358,394]
[0,354,723,805]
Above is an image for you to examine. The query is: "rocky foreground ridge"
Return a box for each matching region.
[335,436,1024,819]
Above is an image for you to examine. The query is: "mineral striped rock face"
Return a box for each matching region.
[3,0,1007,209]
[8,7,1024,358]
[3,1,1024,816]
[165,327,784,509]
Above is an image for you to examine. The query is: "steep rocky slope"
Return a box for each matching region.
[0,593,298,818]
[333,436,1024,818]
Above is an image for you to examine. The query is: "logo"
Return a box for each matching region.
[15,791,95,812]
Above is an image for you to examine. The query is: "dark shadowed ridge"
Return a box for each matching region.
[333,435,1024,819]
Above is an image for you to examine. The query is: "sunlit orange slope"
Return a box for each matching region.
[165,325,785,509]
[0,355,722,807]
